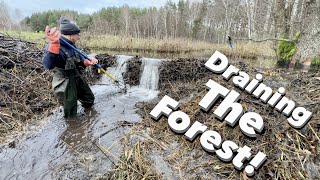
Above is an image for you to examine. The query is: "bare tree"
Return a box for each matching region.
[0,1,12,30]
[294,0,320,61]
[120,5,130,36]
[262,0,275,38]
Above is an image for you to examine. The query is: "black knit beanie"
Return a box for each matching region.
[59,16,80,35]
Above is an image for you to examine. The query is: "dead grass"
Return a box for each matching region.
[81,33,275,59]
[1,31,276,59]
[97,137,161,179]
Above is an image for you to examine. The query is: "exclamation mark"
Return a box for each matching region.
[245,152,267,176]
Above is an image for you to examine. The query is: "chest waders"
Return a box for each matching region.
[52,47,95,118]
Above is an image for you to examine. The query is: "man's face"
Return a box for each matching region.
[70,33,80,43]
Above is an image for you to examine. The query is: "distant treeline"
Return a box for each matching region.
[11,0,319,49]
[22,10,92,32]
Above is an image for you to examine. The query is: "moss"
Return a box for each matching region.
[277,34,298,62]
[311,56,320,65]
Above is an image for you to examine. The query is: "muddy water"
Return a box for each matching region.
[0,55,160,179]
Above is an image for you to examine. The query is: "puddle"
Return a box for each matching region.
[0,55,161,179]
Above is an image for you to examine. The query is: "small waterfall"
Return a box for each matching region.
[139,58,161,90]
[100,55,130,84]
[113,55,130,82]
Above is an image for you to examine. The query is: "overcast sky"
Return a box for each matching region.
[3,0,181,20]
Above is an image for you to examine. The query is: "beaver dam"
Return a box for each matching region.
[0,34,319,179]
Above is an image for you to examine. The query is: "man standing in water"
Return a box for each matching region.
[42,17,98,118]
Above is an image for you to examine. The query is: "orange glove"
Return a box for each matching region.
[84,57,98,67]
[45,26,61,54]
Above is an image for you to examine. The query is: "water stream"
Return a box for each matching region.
[139,58,161,90]
[0,55,161,179]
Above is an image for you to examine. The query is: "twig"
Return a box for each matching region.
[94,142,144,176]
[235,38,295,43]
[308,123,320,142]
[93,121,135,142]
[3,70,23,83]
[0,116,13,129]
[295,134,305,171]
[60,139,91,173]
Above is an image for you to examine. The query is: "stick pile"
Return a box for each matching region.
[0,34,58,137]
[123,56,142,86]
[85,53,117,83]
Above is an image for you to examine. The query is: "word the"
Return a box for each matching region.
[199,79,263,137]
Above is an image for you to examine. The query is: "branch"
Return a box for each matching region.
[234,38,295,43]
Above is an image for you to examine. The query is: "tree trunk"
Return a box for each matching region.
[273,0,286,36]
[263,0,274,38]
[294,0,320,61]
